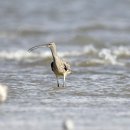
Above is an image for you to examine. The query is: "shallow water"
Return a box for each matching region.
[0,0,130,130]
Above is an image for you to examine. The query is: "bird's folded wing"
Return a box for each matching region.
[63,62,71,71]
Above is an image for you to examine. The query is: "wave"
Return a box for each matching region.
[0,45,130,66]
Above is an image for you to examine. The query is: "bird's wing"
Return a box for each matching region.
[63,61,71,71]
[51,62,54,71]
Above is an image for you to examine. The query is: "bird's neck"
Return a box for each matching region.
[50,47,58,61]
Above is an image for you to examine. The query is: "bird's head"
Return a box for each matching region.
[28,42,56,52]
[47,42,56,48]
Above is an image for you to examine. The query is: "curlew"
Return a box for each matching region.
[28,42,71,87]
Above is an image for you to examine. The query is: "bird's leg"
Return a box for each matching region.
[63,74,66,87]
[56,76,60,87]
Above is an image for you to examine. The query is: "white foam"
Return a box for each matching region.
[0,45,129,66]
[63,118,74,130]
[0,50,50,61]
[113,46,130,57]
[0,45,96,60]
[0,84,8,103]
[83,44,98,54]
[99,48,118,65]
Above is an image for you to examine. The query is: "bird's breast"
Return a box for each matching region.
[51,63,64,76]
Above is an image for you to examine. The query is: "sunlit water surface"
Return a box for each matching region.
[0,0,130,130]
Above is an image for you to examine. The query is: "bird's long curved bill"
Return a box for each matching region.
[28,44,48,52]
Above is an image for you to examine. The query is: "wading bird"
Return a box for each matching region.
[28,42,71,87]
